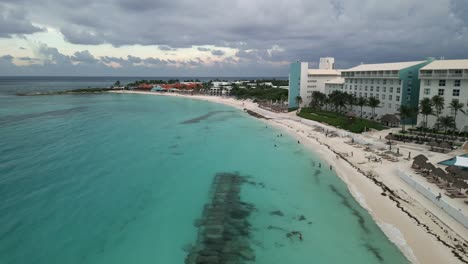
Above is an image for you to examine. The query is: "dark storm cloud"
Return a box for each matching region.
[0,3,44,37]
[2,0,468,75]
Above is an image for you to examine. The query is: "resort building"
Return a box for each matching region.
[324,78,345,95]
[340,60,433,120]
[288,58,341,107]
[418,59,468,131]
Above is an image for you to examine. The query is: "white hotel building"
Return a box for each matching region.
[288,57,342,107]
[419,60,468,131]
[340,60,432,120]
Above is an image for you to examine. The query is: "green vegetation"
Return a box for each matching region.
[298,108,386,133]
[230,87,288,101]
[127,79,181,86]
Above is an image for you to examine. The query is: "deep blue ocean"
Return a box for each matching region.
[0,77,409,263]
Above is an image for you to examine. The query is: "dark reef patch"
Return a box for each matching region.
[329,185,369,234]
[184,172,256,264]
[181,110,235,124]
[0,106,88,125]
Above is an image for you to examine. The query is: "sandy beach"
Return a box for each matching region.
[112,90,468,264]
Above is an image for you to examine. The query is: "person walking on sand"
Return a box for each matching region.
[436,193,442,201]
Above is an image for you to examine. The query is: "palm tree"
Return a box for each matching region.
[431,95,445,131]
[347,93,357,112]
[367,96,380,120]
[310,91,326,110]
[357,97,367,118]
[295,95,303,108]
[419,98,433,132]
[398,105,412,132]
[329,91,347,113]
[438,116,455,138]
[448,99,466,130]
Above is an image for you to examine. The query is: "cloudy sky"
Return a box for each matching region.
[0,0,467,76]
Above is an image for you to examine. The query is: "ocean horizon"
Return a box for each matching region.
[0,76,288,95]
[0,83,410,263]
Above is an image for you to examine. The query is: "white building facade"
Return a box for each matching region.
[340,60,432,120]
[288,58,341,107]
[419,60,468,131]
[324,78,345,95]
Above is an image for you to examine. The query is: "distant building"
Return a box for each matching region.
[418,59,468,131]
[288,58,341,107]
[341,59,432,120]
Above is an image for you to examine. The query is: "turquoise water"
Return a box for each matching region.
[438,153,468,166]
[0,93,409,264]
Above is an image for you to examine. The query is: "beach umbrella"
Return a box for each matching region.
[431,167,447,178]
[439,142,452,150]
[413,154,428,162]
[385,133,395,141]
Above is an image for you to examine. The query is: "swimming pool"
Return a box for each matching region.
[438,153,468,166]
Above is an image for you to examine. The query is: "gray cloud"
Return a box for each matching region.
[211,50,225,56]
[1,0,468,75]
[158,45,177,51]
[72,50,99,63]
[0,4,44,38]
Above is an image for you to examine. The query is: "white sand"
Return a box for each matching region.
[111,90,468,264]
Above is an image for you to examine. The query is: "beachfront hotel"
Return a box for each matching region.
[288,57,342,107]
[340,60,433,120]
[419,59,468,131]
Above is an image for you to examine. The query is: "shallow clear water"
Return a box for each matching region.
[0,93,409,264]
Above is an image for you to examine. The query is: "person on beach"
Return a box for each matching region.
[299,233,303,241]
[319,163,321,168]
[330,165,332,170]
[436,193,442,201]
[298,140,300,144]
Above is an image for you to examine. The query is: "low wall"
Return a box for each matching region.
[397,169,468,229]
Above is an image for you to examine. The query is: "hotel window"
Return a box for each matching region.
[376,79,380,84]
[364,93,368,97]
[438,89,444,96]
[389,80,394,85]
[396,95,400,101]
[383,79,387,84]
[424,80,431,86]
[390,87,394,93]
[389,95,393,100]
[439,80,446,86]
[365,86,368,91]
[360,79,363,84]
[396,87,401,93]
[370,86,374,91]
[454,80,461,87]
[406,96,411,101]
[399,80,402,85]
[383,87,386,93]
[376,87,380,92]
[424,88,430,95]
[382,94,386,100]
[355,86,357,90]
[453,89,460,96]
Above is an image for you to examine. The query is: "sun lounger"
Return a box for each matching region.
[445,192,467,198]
